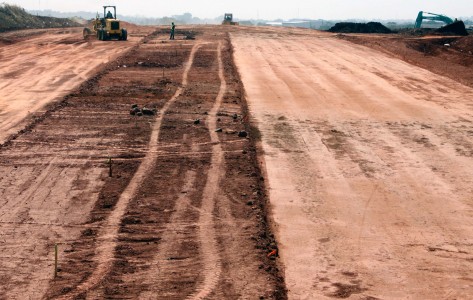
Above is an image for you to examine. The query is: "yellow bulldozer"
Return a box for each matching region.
[83,6,127,41]
[222,13,238,25]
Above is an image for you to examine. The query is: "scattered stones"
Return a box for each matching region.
[141,108,155,115]
[130,104,157,116]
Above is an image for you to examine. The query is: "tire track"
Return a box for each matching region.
[60,42,202,299]
[138,169,197,299]
[186,41,226,300]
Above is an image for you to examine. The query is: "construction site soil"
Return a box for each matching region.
[0,26,285,299]
[2,24,473,300]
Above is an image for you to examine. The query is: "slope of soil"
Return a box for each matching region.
[0,4,80,32]
[0,25,285,299]
[338,33,473,88]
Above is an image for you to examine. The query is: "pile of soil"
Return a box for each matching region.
[405,37,457,56]
[435,21,468,36]
[328,22,392,34]
[0,4,80,32]
[452,35,473,52]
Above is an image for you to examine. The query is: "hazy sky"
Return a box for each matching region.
[4,0,473,20]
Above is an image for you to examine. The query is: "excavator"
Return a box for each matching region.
[83,6,127,41]
[415,11,454,28]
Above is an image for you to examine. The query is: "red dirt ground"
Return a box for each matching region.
[2,24,473,300]
[0,26,286,299]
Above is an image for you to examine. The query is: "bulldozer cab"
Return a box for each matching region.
[224,14,233,22]
[104,6,116,19]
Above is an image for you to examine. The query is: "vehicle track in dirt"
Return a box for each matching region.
[58,42,203,299]
[186,41,226,300]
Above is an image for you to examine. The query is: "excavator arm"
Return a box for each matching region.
[415,11,454,28]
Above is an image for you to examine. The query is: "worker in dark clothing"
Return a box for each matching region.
[106,10,113,19]
[170,22,175,40]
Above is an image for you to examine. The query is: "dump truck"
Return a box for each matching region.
[83,6,127,41]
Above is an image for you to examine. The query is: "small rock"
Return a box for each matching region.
[232,113,238,120]
[141,108,155,115]
[131,104,138,109]
[194,119,200,125]
[215,128,223,132]
[246,200,254,206]
[238,131,248,137]
[136,112,143,117]
[130,109,136,115]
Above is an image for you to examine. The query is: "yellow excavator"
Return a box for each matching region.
[83,6,127,41]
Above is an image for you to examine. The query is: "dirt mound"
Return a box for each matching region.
[0,4,80,32]
[328,22,392,34]
[452,35,473,52]
[405,37,457,56]
[435,21,468,36]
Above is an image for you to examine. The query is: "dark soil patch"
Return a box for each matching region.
[329,282,367,298]
[329,22,392,34]
[436,21,468,36]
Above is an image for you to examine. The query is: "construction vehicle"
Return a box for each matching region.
[222,13,238,25]
[83,6,127,41]
[415,11,454,28]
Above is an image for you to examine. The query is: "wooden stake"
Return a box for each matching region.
[54,243,58,278]
[108,157,112,177]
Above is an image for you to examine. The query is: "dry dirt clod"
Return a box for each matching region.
[238,130,248,137]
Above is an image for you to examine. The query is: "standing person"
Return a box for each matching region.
[170,22,175,40]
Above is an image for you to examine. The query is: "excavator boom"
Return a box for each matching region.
[415,11,454,28]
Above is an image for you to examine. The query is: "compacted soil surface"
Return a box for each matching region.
[0,26,285,299]
[233,26,473,299]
